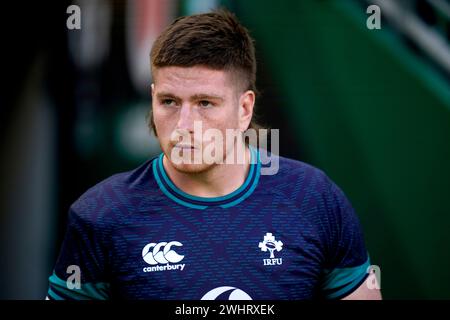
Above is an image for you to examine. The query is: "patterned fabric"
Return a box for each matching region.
[48,147,369,300]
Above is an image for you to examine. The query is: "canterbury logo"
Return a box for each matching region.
[142,241,185,265]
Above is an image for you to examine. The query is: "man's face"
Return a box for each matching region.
[151,65,253,174]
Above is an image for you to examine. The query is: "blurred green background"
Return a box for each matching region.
[236,0,450,299]
[0,0,449,299]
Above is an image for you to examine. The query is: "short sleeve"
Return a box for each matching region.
[320,179,370,299]
[47,207,111,300]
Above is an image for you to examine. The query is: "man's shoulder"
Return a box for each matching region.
[69,157,159,221]
[270,154,356,216]
[269,154,330,185]
[258,153,336,203]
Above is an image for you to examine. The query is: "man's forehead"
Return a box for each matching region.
[154,66,229,81]
[153,65,239,90]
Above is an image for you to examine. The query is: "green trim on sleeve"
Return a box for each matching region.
[322,257,371,299]
[48,272,111,300]
[47,288,64,300]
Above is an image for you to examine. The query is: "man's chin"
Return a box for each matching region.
[165,146,225,174]
[169,161,214,174]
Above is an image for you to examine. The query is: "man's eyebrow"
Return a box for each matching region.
[190,94,224,101]
[155,92,224,101]
[155,92,180,100]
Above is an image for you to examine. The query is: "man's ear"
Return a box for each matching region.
[238,90,255,132]
[151,83,155,97]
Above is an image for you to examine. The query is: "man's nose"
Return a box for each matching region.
[176,104,195,132]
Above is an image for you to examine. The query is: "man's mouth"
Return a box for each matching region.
[173,144,197,150]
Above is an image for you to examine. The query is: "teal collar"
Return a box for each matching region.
[152,146,261,209]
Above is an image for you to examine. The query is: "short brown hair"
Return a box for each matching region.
[148,9,261,136]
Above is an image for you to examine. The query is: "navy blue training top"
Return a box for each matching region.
[48,147,370,300]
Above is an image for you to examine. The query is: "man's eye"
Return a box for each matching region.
[199,100,213,108]
[161,99,175,107]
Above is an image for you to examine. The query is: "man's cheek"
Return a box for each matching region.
[154,117,169,136]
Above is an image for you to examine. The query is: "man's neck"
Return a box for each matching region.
[162,145,251,198]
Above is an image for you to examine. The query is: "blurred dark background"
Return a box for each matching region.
[1,0,449,299]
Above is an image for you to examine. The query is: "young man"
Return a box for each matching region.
[47,10,381,300]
